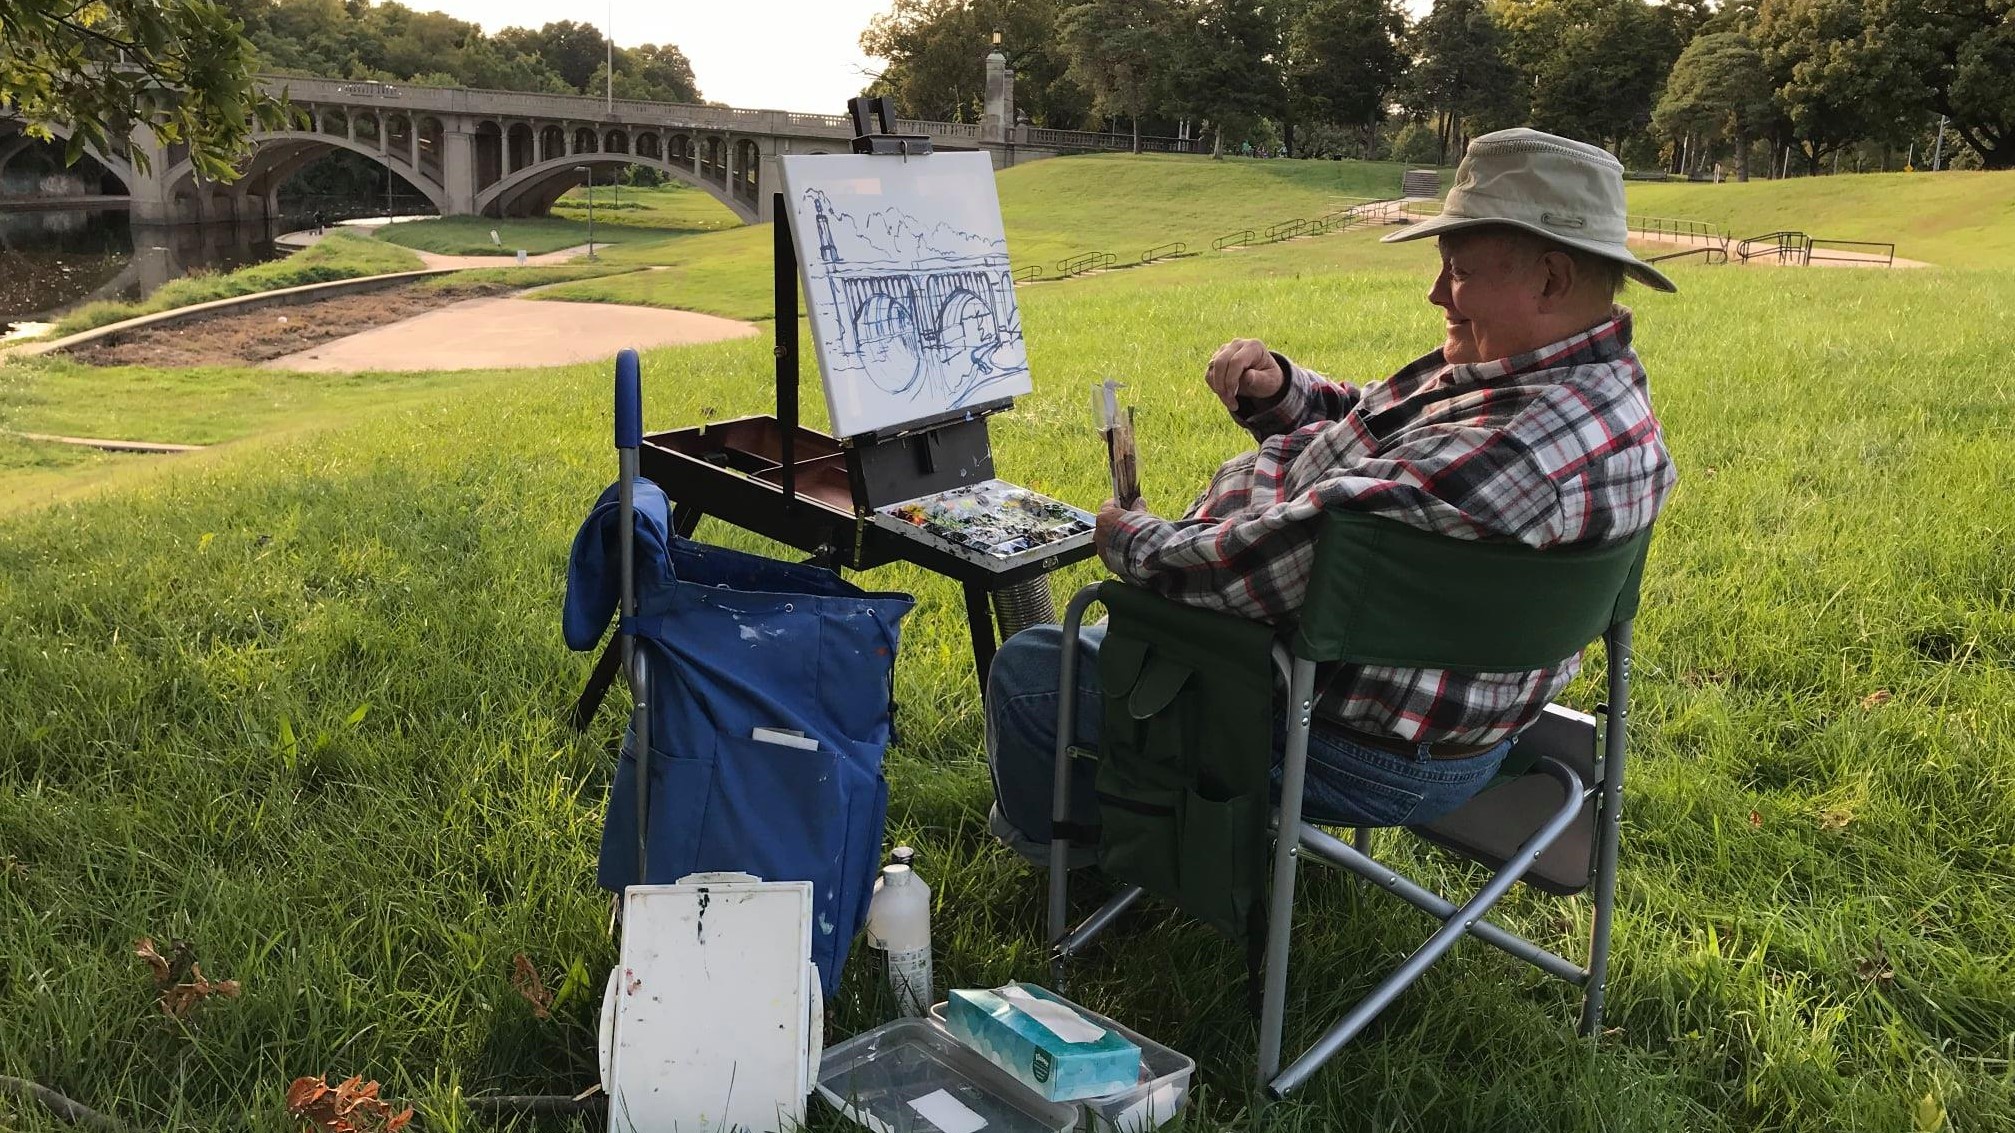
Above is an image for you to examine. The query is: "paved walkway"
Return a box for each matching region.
[262,296,757,372]
[276,225,605,269]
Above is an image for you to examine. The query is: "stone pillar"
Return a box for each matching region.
[442,115,478,214]
[755,137,782,223]
[125,124,178,224]
[983,46,1012,145]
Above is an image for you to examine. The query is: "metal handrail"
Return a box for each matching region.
[1806,238,1895,267]
[1646,245,1728,266]
[1266,218,1312,242]
[1012,264,1043,284]
[1213,228,1255,251]
[1057,250,1115,275]
[1736,231,1810,265]
[1627,214,1723,243]
[1142,240,1187,263]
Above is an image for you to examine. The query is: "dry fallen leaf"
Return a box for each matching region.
[1860,689,1893,709]
[1820,807,1854,831]
[1748,810,1763,829]
[511,953,552,1019]
[287,1074,414,1133]
[136,937,240,1018]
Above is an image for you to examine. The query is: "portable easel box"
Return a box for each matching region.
[636,98,1096,684]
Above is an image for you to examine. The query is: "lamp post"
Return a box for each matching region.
[574,164,595,259]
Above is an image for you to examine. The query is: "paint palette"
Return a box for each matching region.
[872,480,1094,570]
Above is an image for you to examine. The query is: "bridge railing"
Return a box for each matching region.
[1025,126,1203,153]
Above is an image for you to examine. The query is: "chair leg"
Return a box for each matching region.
[1048,586,1104,956]
[1353,827,1371,855]
[1579,620,1631,1037]
[1256,656,1318,1089]
[1267,756,1586,1098]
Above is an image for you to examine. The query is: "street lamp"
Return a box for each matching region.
[573,164,596,259]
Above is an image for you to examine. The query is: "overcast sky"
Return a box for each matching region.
[415,0,1435,115]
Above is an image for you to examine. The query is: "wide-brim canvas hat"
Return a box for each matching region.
[1383,128,1677,293]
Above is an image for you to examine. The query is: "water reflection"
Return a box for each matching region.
[0,210,284,321]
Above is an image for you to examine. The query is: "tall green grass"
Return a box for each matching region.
[50,233,426,337]
[3,257,2012,1131]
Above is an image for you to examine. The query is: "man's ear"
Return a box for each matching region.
[1537,250,1576,308]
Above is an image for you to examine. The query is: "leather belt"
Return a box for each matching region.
[1330,722,1500,761]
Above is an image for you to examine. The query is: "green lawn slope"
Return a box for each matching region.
[1628,169,2015,266]
[535,153,1436,319]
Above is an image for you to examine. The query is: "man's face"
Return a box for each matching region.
[1428,231,1548,365]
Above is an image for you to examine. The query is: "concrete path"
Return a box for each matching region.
[275,225,604,268]
[15,432,204,453]
[262,296,757,372]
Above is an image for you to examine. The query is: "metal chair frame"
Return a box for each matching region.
[1045,584,1633,1099]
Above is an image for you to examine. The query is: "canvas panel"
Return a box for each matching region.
[778,152,1033,439]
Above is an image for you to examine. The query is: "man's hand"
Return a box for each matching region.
[1205,338,1285,410]
[1094,497,1148,561]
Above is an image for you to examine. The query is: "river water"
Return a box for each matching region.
[0,208,287,325]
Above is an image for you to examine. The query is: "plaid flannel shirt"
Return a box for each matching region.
[1101,308,1675,746]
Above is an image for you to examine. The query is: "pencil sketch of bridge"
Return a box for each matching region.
[0,48,1206,229]
[801,183,1029,432]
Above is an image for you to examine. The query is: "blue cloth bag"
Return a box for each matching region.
[565,479,915,996]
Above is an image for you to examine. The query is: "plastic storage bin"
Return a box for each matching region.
[817,1016,1078,1133]
[928,994,1195,1132]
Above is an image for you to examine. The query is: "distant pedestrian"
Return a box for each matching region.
[313,210,325,235]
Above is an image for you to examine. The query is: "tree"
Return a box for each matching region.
[861,0,1089,127]
[494,20,609,93]
[1867,0,2015,169]
[2,0,286,181]
[1167,0,1284,158]
[1059,0,1179,151]
[1752,0,1925,172]
[1406,0,1522,162]
[1652,31,1775,179]
[1283,0,1409,157]
[1494,0,1679,151]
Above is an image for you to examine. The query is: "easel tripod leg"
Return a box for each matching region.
[964,582,998,691]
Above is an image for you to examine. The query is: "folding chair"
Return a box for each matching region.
[1046,510,1652,1098]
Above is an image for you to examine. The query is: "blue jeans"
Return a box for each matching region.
[985,624,1512,863]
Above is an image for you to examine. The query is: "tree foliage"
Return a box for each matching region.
[1405,0,1522,161]
[1,0,287,181]
[1868,0,2015,168]
[1495,0,1680,148]
[1752,0,1925,170]
[1167,0,1285,156]
[1653,31,1774,178]
[1058,0,1179,149]
[1283,0,1409,154]
[860,0,1088,126]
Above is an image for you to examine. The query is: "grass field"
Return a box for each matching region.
[48,233,425,337]
[1626,170,2015,266]
[550,182,742,233]
[3,156,2014,1132]
[533,153,1436,320]
[373,216,666,256]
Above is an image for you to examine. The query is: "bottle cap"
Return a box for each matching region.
[891,845,915,866]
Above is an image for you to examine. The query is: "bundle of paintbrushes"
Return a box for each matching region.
[1093,378,1141,508]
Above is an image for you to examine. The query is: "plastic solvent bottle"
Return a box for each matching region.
[866,846,932,1018]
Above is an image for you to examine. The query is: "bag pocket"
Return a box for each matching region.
[1178,785,1261,937]
[699,733,845,939]
[597,737,716,893]
[1094,756,1184,902]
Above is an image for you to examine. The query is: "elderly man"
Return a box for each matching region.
[987,128,1678,863]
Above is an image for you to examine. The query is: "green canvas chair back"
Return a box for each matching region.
[1291,511,1652,671]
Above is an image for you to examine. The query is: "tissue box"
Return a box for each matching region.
[943,982,1141,1102]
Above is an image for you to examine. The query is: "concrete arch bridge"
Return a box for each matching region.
[3,55,1209,227]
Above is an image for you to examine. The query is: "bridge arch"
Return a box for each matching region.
[476,151,758,224]
[0,121,136,194]
[158,130,451,223]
